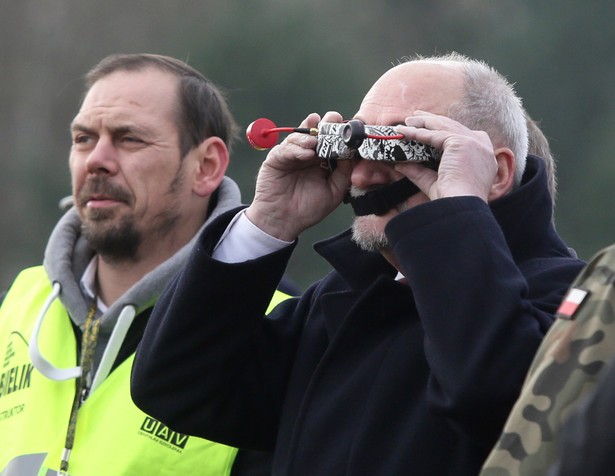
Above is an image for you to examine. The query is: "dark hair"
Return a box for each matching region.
[85,53,239,156]
[526,115,557,205]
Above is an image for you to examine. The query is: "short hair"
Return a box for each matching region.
[405,52,529,187]
[84,53,239,157]
[526,115,557,204]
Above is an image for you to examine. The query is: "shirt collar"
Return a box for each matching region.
[80,256,108,313]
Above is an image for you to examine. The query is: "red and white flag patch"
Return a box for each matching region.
[556,287,590,320]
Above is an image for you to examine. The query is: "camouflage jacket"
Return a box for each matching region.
[481,244,615,475]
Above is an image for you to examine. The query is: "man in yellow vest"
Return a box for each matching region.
[0,53,288,475]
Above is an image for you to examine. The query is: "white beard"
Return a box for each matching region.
[348,185,410,253]
[351,215,390,252]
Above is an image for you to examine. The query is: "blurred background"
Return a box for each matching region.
[2,0,614,293]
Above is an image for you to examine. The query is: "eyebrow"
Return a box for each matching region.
[70,121,93,134]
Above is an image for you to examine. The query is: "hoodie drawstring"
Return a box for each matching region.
[30,282,138,475]
[90,305,136,393]
[29,282,82,381]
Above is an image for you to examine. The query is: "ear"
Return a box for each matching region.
[189,136,230,197]
[488,147,516,201]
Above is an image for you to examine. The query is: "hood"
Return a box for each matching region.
[42,176,242,334]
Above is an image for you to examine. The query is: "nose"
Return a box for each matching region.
[85,137,119,175]
[350,159,396,190]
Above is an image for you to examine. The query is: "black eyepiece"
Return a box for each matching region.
[342,120,366,149]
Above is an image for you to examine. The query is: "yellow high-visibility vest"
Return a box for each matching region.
[0,266,289,475]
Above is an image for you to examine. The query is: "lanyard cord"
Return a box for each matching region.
[58,299,100,476]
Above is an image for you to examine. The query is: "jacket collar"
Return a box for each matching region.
[314,155,561,290]
[489,155,561,262]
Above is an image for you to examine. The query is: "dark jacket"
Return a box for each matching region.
[132,156,585,475]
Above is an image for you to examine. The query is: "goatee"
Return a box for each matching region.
[82,213,141,262]
[77,177,140,261]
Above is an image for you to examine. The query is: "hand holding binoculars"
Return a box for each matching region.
[246,117,441,164]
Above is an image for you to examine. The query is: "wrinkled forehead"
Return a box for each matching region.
[73,69,178,130]
[76,69,179,122]
[354,61,464,125]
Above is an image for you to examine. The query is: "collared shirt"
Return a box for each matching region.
[213,209,292,263]
[213,209,407,282]
[80,257,108,313]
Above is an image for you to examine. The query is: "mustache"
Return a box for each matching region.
[348,184,384,198]
[76,177,132,207]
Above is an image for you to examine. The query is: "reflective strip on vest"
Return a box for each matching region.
[0,454,46,476]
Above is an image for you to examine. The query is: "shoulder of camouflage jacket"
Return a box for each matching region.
[481,244,615,475]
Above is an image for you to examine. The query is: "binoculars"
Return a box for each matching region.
[316,120,440,164]
[246,118,441,165]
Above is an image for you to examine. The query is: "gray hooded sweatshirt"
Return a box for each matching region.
[32,176,242,387]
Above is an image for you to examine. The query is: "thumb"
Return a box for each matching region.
[393,163,437,199]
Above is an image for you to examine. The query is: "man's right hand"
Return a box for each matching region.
[246,112,353,241]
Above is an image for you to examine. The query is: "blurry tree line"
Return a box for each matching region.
[1,0,614,292]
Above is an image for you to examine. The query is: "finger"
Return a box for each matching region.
[329,159,354,196]
[410,110,436,118]
[283,130,319,151]
[297,112,321,128]
[282,113,321,149]
[395,124,449,151]
[321,111,344,123]
[404,111,471,135]
[266,137,321,170]
[393,162,437,197]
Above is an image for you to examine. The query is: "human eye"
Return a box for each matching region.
[119,135,148,152]
[72,133,94,147]
[115,126,148,149]
[122,136,144,143]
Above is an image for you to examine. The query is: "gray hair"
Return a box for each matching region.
[404,52,529,187]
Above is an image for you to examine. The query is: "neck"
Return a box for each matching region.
[92,202,210,306]
[94,229,196,307]
[94,256,156,307]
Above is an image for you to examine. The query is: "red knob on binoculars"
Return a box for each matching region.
[246,118,317,150]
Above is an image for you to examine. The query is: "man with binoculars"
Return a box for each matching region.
[131,53,583,475]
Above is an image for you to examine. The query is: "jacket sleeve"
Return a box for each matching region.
[131,209,304,451]
[547,355,615,476]
[386,196,585,445]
